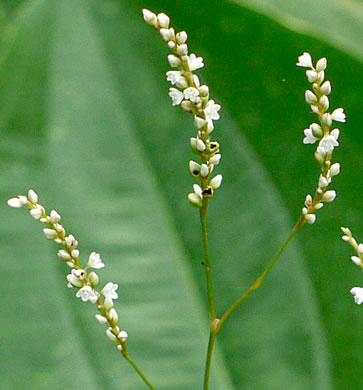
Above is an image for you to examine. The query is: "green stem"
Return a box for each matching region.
[200,201,216,321]
[203,326,217,390]
[121,348,154,390]
[216,217,305,334]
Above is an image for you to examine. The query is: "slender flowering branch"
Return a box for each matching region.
[142,9,222,389]
[341,227,363,305]
[297,52,346,225]
[7,190,154,390]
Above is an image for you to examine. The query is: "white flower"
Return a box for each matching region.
[102,282,118,300]
[8,196,28,208]
[297,52,313,68]
[330,128,340,140]
[204,100,221,121]
[350,287,363,305]
[319,135,339,153]
[65,234,77,248]
[187,53,204,71]
[194,116,205,129]
[88,252,105,269]
[330,163,340,176]
[168,88,184,106]
[66,273,83,288]
[166,71,183,85]
[209,154,221,165]
[303,128,318,144]
[331,108,346,123]
[76,286,98,303]
[184,87,200,103]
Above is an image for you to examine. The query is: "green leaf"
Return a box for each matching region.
[230,0,363,62]
[1,0,361,389]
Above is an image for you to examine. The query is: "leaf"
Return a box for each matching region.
[0,0,362,389]
[230,0,363,62]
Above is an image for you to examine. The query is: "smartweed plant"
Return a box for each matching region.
[7,8,360,390]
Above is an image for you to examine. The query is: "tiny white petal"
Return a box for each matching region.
[330,128,340,140]
[184,87,200,103]
[319,135,339,153]
[168,88,184,106]
[303,128,318,144]
[76,286,98,303]
[204,100,221,121]
[67,274,83,288]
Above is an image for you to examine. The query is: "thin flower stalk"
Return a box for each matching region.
[7,190,154,390]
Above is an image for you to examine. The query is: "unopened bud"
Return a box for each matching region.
[316,58,327,72]
[305,90,317,105]
[320,80,331,95]
[176,31,187,44]
[322,190,336,203]
[189,160,201,177]
[157,13,170,28]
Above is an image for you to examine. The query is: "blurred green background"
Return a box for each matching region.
[0,0,361,389]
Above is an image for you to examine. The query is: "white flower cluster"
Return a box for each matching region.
[142,9,222,208]
[341,227,363,305]
[8,190,128,349]
[297,52,346,224]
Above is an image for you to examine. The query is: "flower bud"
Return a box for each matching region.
[168,54,181,67]
[28,189,38,204]
[351,256,363,267]
[118,330,128,342]
[160,28,173,42]
[199,85,209,97]
[194,116,205,129]
[314,202,324,210]
[168,41,175,49]
[314,147,326,165]
[304,214,316,224]
[316,58,327,72]
[305,90,317,105]
[108,308,119,326]
[196,139,206,151]
[89,272,100,288]
[30,207,42,220]
[310,123,323,138]
[43,228,58,240]
[210,174,223,190]
[304,194,312,207]
[176,31,187,44]
[188,193,203,208]
[316,71,325,84]
[95,314,108,324]
[106,328,117,342]
[200,164,209,177]
[306,70,318,83]
[181,100,194,113]
[322,190,336,203]
[58,249,71,261]
[157,13,170,28]
[319,176,329,188]
[104,297,114,311]
[320,80,331,95]
[319,95,329,111]
[330,163,340,176]
[177,44,188,56]
[209,154,221,165]
[321,113,332,127]
[142,9,157,26]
